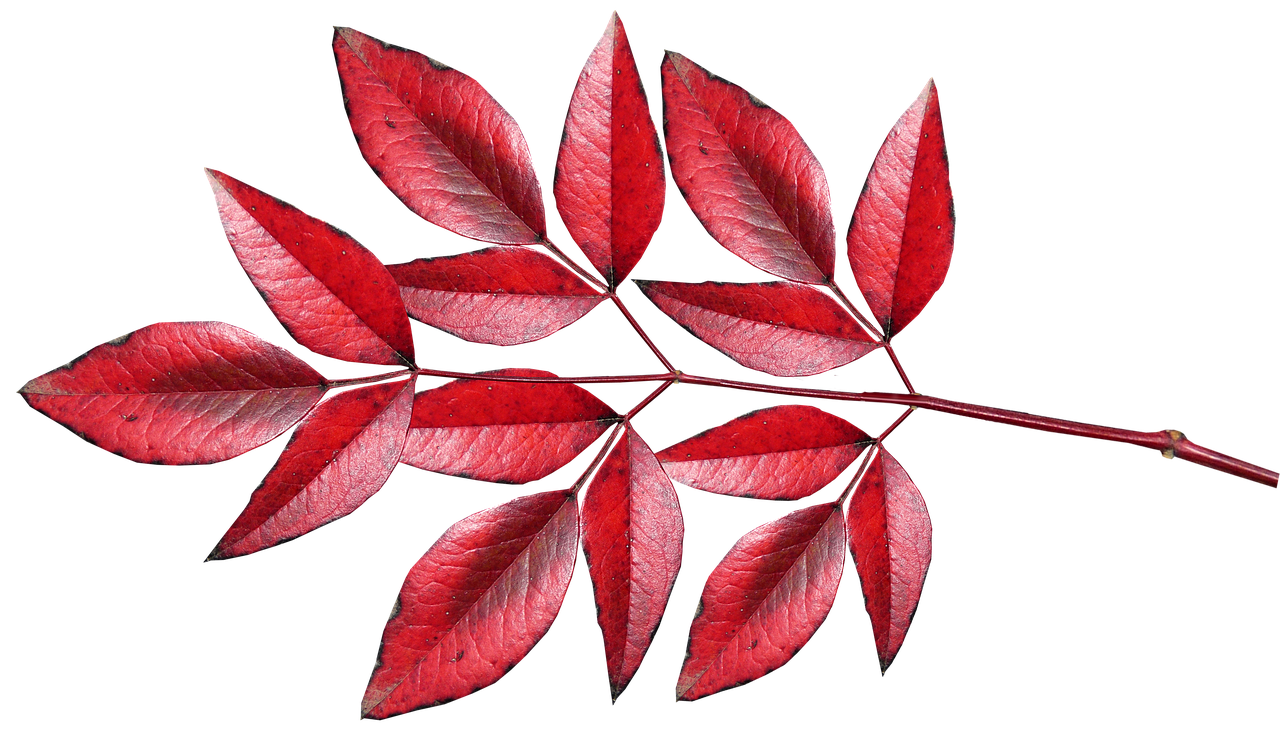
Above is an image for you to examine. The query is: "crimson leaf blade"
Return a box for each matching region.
[847,447,932,672]
[635,280,878,376]
[400,369,619,484]
[582,424,684,700]
[847,80,954,338]
[334,27,546,244]
[207,170,415,366]
[19,322,326,465]
[386,247,604,345]
[656,405,872,499]
[661,52,834,284]
[209,379,413,559]
[554,13,665,288]
[676,502,844,701]
[361,491,579,717]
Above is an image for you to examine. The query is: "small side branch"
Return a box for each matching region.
[610,294,676,372]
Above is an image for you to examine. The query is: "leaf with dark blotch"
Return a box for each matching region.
[400,369,618,483]
[386,247,604,345]
[676,502,844,701]
[635,280,878,376]
[207,170,415,366]
[334,27,545,245]
[847,447,932,673]
[582,424,683,701]
[209,379,413,559]
[847,80,954,338]
[19,322,326,465]
[361,491,579,717]
[554,13,665,288]
[661,52,834,284]
[656,405,872,499]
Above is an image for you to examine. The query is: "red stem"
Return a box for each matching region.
[571,423,624,494]
[625,380,674,421]
[321,370,1275,488]
[539,237,609,292]
[885,346,916,394]
[826,281,883,341]
[610,294,676,372]
[877,406,915,443]
[675,373,1274,491]
[413,369,676,385]
[324,369,414,389]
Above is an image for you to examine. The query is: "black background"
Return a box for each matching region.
[15,10,1274,737]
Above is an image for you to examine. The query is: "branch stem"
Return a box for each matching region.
[539,238,609,292]
[610,294,676,372]
[826,281,883,341]
[678,374,1278,487]
[322,369,1275,487]
[626,380,674,421]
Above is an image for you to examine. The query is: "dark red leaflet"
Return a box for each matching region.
[554,13,665,288]
[386,247,604,345]
[400,369,619,484]
[209,379,413,559]
[635,280,878,376]
[206,170,415,366]
[361,491,579,717]
[19,322,326,465]
[582,424,684,700]
[660,52,834,284]
[847,448,932,673]
[333,27,545,245]
[655,405,872,500]
[847,80,954,338]
[676,502,844,701]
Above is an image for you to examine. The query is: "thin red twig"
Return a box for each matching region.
[610,294,676,372]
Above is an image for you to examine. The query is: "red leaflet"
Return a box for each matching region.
[207,170,415,366]
[361,491,579,717]
[209,379,413,559]
[847,80,954,338]
[847,448,932,672]
[661,52,834,284]
[386,247,604,345]
[635,280,878,376]
[676,503,844,701]
[20,322,326,465]
[400,369,619,483]
[656,405,872,499]
[582,424,684,700]
[554,13,665,288]
[334,27,545,245]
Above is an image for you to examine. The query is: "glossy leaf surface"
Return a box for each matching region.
[847,448,932,672]
[387,247,604,345]
[209,379,413,559]
[676,502,844,701]
[20,322,326,465]
[207,170,415,366]
[361,491,579,717]
[582,424,684,700]
[847,80,954,338]
[656,406,871,499]
[400,370,618,483]
[636,280,878,376]
[661,52,833,284]
[554,13,664,288]
[334,27,545,244]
